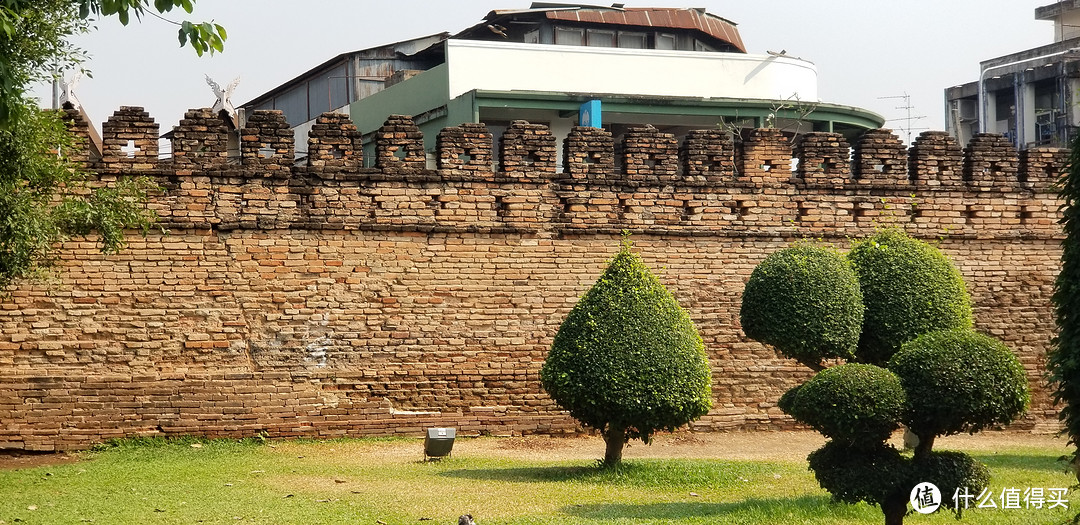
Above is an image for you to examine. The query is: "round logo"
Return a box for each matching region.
[910,482,942,514]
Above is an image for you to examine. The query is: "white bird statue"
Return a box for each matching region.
[206,74,241,122]
[58,71,82,110]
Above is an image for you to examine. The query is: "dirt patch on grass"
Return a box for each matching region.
[2,429,1067,471]
[269,430,1070,466]
[0,450,81,471]
[467,430,1071,463]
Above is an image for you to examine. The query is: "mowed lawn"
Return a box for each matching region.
[0,432,1075,524]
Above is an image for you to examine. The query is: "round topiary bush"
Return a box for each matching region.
[911,450,990,511]
[808,441,910,507]
[848,229,973,364]
[740,244,863,369]
[888,329,1030,444]
[540,238,712,465]
[784,363,906,447]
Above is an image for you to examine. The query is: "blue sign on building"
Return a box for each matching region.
[580,99,602,129]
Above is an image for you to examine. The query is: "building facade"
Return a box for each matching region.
[946,1,1080,149]
[239,3,884,166]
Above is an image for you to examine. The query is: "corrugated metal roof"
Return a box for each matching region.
[543,7,745,52]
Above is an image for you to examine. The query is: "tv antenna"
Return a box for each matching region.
[879,92,928,144]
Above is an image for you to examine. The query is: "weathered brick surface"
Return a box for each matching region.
[100,106,158,170]
[853,128,907,184]
[909,131,963,186]
[680,129,735,183]
[171,108,229,167]
[375,114,424,172]
[240,109,294,170]
[963,133,1019,190]
[60,107,95,167]
[0,112,1066,450]
[500,120,557,179]
[564,126,615,182]
[620,125,679,184]
[793,132,851,184]
[436,123,494,175]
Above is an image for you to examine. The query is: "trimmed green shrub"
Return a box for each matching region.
[784,363,906,447]
[740,244,863,369]
[1048,132,1080,477]
[540,238,712,465]
[777,384,801,415]
[888,329,1029,441]
[808,441,909,507]
[911,450,990,511]
[848,229,973,364]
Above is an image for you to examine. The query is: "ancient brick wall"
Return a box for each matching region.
[0,109,1066,450]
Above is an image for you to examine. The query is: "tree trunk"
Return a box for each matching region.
[882,493,907,525]
[913,433,936,460]
[602,425,625,466]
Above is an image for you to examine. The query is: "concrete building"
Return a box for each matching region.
[946,1,1080,149]
[240,3,884,165]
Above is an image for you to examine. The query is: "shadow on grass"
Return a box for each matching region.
[440,465,601,484]
[969,453,1070,474]
[439,459,788,489]
[562,495,868,522]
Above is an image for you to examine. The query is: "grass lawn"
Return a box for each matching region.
[0,433,1075,524]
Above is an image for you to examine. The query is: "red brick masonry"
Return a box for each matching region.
[0,109,1065,450]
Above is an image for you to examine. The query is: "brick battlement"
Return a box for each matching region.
[58,108,1067,237]
[0,107,1067,451]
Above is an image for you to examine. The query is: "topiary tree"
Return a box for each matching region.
[807,440,912,523]
[742,230,1028,525]
[541,237,712,466]
[848,229,973,364]
[783,363,906,448]
[889,329,1030,458]
[740,244,863,370]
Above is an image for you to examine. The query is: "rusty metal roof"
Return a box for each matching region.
[503,5,746,53]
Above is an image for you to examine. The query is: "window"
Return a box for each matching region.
[618,31,647,49]
[587,29,616,47]
[555,26,584,46]
[524,29,540,44]
[694,39,715,52]
[656,33,677,50]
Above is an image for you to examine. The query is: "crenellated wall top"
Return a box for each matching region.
[61,107,1066,192]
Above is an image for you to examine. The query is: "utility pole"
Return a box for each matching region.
[879,92,928,144]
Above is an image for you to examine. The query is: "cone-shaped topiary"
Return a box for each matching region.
[888,329,1029,457]
[541,237,712,466]
[848,229,973,364]
[740,244,864,370]
[783,363,906,448]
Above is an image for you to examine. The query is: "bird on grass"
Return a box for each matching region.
[459,515,476,525]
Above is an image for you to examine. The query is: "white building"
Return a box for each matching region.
[946,0,1080,149]
[241,3,884,164]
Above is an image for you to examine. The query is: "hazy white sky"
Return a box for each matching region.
[33,0,1051,141]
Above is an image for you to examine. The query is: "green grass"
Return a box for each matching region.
[0,437,1075,524]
